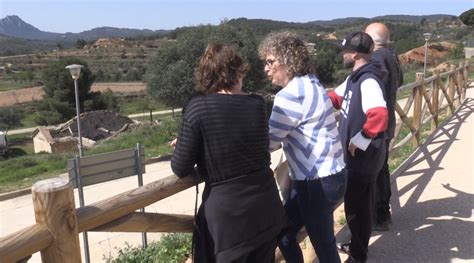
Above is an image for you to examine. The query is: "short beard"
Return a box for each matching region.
[343,59,355,69]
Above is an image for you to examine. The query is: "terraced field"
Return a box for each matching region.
[0,82,146,107]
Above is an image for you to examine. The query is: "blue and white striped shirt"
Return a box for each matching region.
[269,74,345,180]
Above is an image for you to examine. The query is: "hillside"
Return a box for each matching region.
[0,15,170,49]
[0,34,62,56]
[0,35,172,86]
[0,15,170,56]
[0,15,58,40]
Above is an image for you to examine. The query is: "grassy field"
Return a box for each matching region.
[116,94,168,116]
[0,115,180,193]
[0,79,38,92]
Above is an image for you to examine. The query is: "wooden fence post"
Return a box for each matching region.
[32,178,82,262]
[448,65,457,113]
[458,61,465,103]
[463,60,469,100]
[413,73,423,147]
[431,69,440,132]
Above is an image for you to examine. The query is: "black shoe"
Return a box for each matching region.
[375,213,393,224]
[337,242,350,254]
[373,214,392,231]
[372,221,389,231]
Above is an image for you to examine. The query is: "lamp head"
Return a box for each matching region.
[423,33,432,42]
[65,64,84,80]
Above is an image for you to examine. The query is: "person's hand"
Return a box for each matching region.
[169,138,178,148]
[348,141,358,157]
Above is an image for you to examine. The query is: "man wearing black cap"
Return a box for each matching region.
[328,31,388,263]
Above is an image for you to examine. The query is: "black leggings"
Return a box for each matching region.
[231,239,277,263]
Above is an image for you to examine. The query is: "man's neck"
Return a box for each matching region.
[374,44,388,51]
[352,59,368,72]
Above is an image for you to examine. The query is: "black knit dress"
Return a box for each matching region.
[171,93,287,262]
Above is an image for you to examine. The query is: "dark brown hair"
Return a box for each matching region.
[195,43,249,94]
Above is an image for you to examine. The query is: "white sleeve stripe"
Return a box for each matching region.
[360,78,386,113]
[335,76,349,97]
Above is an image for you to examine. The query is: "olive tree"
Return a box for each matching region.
[460,8,474,26]
[145,23,270,110]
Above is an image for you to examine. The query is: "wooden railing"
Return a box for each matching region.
[0,60,470,263]
[390,60,469,154]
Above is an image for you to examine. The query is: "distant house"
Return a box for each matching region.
[465,38,474,59]
[32,126,77,154]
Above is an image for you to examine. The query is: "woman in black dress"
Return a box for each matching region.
[171,43,286,263]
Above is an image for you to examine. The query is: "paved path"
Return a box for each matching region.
[1,89,472,262]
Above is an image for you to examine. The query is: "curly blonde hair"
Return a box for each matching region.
[258,31,313,80]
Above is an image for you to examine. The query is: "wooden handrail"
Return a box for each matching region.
[76,173,199,233]
[91,212,194,233]
[390,61,469,151]
[0,224,52,263]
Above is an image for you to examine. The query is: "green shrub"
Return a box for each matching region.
[106,233,192,263]
[0,106,24,129]
[34,110,63,125]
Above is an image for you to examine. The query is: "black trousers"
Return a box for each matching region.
[375,140,392,223]
[231,239,277,263]
[344,174,375,263]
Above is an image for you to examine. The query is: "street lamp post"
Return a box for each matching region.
[423,32,432,78]
[66,63,90,263]
[65,64,84,157]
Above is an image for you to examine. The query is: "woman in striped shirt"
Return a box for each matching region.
[259,31,347,263]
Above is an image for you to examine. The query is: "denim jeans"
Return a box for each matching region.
[278,169,347,263]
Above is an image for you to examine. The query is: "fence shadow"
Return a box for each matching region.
[365,98,474,262]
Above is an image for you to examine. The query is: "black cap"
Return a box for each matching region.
[336,31,374,54]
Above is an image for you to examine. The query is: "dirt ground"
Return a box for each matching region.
[398,41,455,66]
[0,82,145,107]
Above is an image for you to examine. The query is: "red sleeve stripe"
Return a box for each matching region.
[328,91,343,109]
[363,107,388,138]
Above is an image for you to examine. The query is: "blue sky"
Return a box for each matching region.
[0,0,472,33]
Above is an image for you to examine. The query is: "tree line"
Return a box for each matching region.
[1,11,472,130]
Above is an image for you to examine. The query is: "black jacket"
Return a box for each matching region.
[371,47,404,140]
[339,60,388,181]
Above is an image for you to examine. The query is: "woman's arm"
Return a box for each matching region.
[171,115,201,178]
